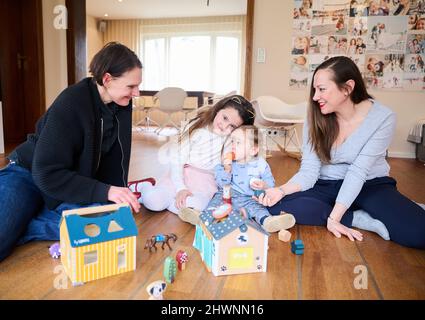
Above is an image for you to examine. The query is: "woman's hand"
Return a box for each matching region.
[175,189,193,210]
[108,186,141,213]
[253,187,285,207]
[327,217,363,241]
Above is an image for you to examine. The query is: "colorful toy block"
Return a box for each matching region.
[278,229,292,242]
[291,239,304,255]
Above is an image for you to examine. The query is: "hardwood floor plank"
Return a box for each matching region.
[0,134,424,299]
[298,226,381,299]
[356,234,425,300]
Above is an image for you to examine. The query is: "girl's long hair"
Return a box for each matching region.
[180,94,255,142]
[309,56,373,163]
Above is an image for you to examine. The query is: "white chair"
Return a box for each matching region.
[132,96,160,134]
[153,87,187,134]
[251,96,307,160]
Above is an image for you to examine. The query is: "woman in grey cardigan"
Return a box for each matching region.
[256,56,425,249]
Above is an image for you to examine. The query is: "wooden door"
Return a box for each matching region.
[0,0,45,146]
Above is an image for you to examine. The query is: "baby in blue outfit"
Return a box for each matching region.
[209,126,295,232]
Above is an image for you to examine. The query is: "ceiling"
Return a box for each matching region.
[86,0,247,19]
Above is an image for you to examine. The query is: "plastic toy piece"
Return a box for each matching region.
[212,203,232,220]
[250,177,265,198]
[278,229,292,242]
[144,233,178,252]
[146,280,167,300]
[49,242,61,259]
[291,239,304,255]
[176,250,188,271]
[253,189,265,198]
[163,256,178,283]
[225,151,235,161]
[133,191,141,199]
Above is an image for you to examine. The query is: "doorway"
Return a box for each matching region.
[0,0,45,149]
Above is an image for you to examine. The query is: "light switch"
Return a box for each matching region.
[257,48,266,63]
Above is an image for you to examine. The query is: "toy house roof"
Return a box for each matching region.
[61,205,138,248]
[199,207,269,240]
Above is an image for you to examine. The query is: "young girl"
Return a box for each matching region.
[180,126,296,233]
[129,95,256,217]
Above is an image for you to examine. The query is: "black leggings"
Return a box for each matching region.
[268,177,425,249]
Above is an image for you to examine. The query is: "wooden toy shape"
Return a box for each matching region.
[144,233,178,252]
[146,280,167,300]
[176,250,188,271]
[163,256,178,283]
[278,229,292,242]
[212,203,232,220]
[291,239,304,255]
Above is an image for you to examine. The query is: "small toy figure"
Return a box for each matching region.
[278,229,292,242]
[222,152,235,204]
[291,239,305,255]
[144,233,178,252]
[163,256,178,283]
[250,177,266,198]
[49,242,61,259]
[212,203,232,220]
[146,280,167,300]
[176,250,188,271]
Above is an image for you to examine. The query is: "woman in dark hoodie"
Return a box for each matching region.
[0,42,153,261]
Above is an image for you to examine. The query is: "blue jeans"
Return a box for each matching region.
[0,162,104,262]
[207,188,270,225]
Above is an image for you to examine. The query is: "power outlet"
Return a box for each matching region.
[266,130,279,136]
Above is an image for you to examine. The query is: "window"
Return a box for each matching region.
[117,244,126,269]
[84,250,98,265]
[142,34,241,94]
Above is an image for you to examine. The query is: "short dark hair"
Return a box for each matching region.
[89,42,142,86]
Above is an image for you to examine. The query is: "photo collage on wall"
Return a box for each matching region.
[290,0,425,90]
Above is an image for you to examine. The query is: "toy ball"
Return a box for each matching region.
[212,203,232,219]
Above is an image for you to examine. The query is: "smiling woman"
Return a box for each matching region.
[0,42,148,262]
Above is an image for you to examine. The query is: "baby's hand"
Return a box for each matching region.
[250,178,267,190]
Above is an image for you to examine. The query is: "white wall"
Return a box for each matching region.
[251,0,425,158]
[42,0,68,108]
[86,15,104,75]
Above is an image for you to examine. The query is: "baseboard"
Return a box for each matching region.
[387,151,416,159]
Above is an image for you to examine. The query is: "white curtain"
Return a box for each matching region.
[103,15,246,94]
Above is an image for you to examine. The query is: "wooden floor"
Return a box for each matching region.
[1,131,425,300]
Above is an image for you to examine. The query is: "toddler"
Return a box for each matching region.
[180,125,295,233]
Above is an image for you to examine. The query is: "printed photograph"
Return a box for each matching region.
[349,0,371,17]
[294,0,313,19]
[367,16,408,53]
[406,34,425,53]
[293,19,312,35]
[348,16,368,36]
[291,36,311,54]
[405,53,425,72]
[403,71,425,89]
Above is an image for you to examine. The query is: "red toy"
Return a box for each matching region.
[176,250,188,271]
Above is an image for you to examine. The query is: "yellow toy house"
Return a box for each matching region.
[60,203,138,286]
[193,207,269,276]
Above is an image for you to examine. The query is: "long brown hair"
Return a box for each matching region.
[308,56,373,163]
[180,95,255,142]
